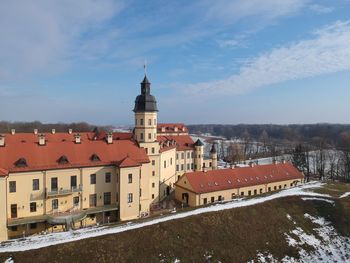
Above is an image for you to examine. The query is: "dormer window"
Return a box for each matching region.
[58,155,69,164]
[15,158,27,167]
[90,154,101,162]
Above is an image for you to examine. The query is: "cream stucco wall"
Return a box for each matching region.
[0,177,8,241]
[159,148,176,200]
[134,112,157,143]
[119,166,141,221]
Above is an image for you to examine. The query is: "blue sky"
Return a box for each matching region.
[1,0,350,125]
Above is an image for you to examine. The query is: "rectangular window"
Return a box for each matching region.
[231,193,235,199]
[140,119,144,125]
[145,148,148,154]
[170,158,173,165]
[218,195,222,201]
[152,147,155,154]
[211,197,215,203]
[241,192,244,196]
[140,188,142,197]
[203,198,207,204]
[140,133,144,140]
[32,179,39,191]
[268,187,271,192]
[181,153,184,159]
[30,202,37,212]
[279,185,282,189]
[176,153,179,160]
[154,119,156,125]
[89,194,97,207]
[254,189,257,195]
[176,165,179,171]
[51,177,58,191]
[152,160,155,165]
[152,194,155,199]
[52,199,58,210]
[127,193,133,203]
[181,164,184,170]
[148,133,151,139]
[30,223,37,229]
[148,119,151,125]
[187,164,190,170]
[248,190,251,196]
[187,152,190,158]
[191,152,194,158]
[152,182,155,188]
[128,174,132,184]
[260,188,263,194]
[105,172,111,183]
[73,196,79,206]
[104,192,111,205]
[10,204,17,218]
[71,175,77,189]
[191,163,194,170]
[9,181,16,193]
[90,174,96,184]
[11,226,17,232]
[274,186,277,190]
[152,171,155,176]
[164,161,166,168]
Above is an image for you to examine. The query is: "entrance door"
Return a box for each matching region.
[11,204,17,218]
[182,193,189,205]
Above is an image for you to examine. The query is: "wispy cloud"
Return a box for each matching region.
[309,4,334,14]
[185,20,350,96]
[0,0,124,81]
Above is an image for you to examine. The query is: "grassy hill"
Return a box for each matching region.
[1,183,350,263]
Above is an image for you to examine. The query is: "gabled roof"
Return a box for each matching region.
[179,163,304,194]
[118,156,141,168]
[0,132,149,173]
[157,135,195,151]
[157,123,188,134]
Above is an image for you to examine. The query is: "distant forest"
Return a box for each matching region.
[0,121,113,133]
[188,124,350,146]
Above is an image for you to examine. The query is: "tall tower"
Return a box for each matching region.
[133,75,158,143]
[194,139,204,171]
[210,143,218,170]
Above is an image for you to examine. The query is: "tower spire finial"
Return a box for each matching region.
[143,59,147,76]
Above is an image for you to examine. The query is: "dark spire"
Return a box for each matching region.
[194,139,204,147]
[133,74,158,112]
[210,143,217,154]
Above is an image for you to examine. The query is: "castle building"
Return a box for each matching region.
[175,162,304,206]
[0,75,217,241]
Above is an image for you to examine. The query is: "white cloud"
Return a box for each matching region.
[204,0,309,24]
[309,4,334,14]
[185,20,350,96]
[0,0,123,81]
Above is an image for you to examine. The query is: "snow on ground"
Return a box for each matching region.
[340,192,350,199]
[283,214,350,262]
[253,213,350,263]
[301,197,335,204]
[0,182,329,253]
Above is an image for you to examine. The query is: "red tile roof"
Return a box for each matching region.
[157,135,195,151]
[179,163,304,194]
[0,132,149,174]
[0,167,9,177]
[118,156,142,168]
[157,123,188,134]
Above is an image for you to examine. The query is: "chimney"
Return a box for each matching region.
[107,132,113,144]
[38,134,46,146]
[68,129,73,134]
[11,129,15,135]
[51,129,56,134]
[282,159,286,164]
[74,134,81,144]
[174,126,178,132]
[34,129,38,135]
[182,127,186,132]
[0,135,5,147]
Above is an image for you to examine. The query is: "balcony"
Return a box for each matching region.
[46,185,83,198]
